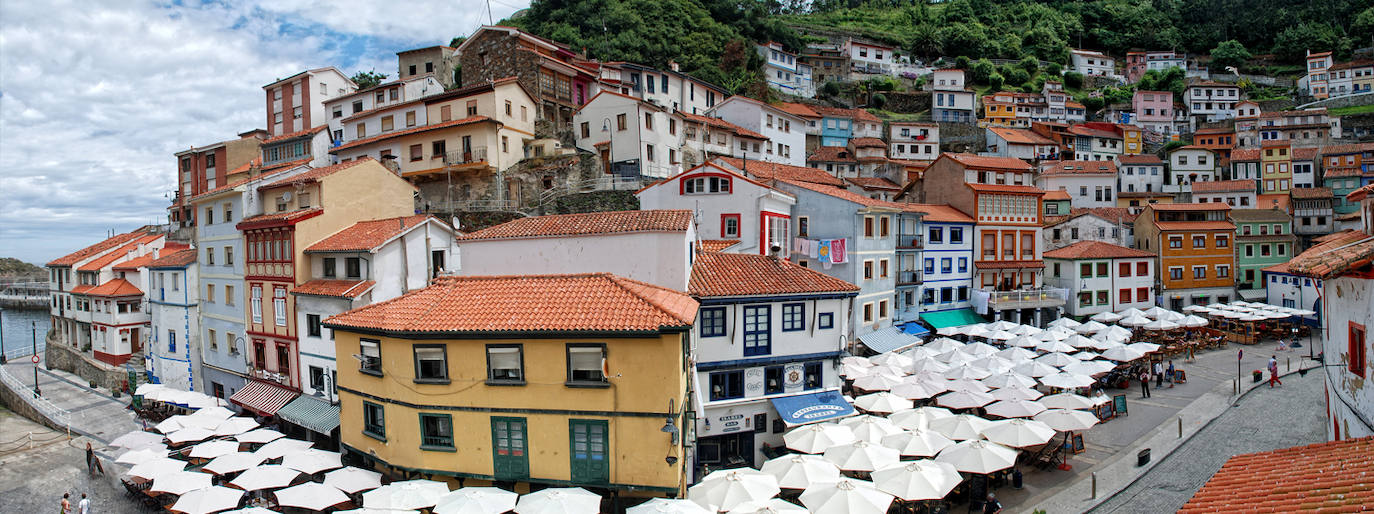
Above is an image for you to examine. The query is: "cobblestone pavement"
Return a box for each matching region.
[2,361,142,444]
[0,407,145,514]
[1089,369,1325,513]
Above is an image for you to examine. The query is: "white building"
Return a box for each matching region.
[1184,81,1242,122]
[146,249,201,392]
[984,127,1061,161]
[596,62,727,115]
[757,42,813,98]
[1044,208,1136,251]
[709,96,806,167]
[46,230,170,368]
[678,112,768,168]
[931,70,976,123]
[845,39,894,76]
[1261,262,1321,328]
[1191,179,1257,208]
[457,210,696,291]
[1037,160,1118,209]
[904,204,975,315]
[1167,146,1220,193]
[293,215,459,399]
[573,91,686,179]
[889,122,939,161]
[1044,241,1156,316]
[263,67,357,138]
[636,162,796,253]
[690,251,858,471]
[1070,49,1117,78]
[1116,154,1166,194]
[322,75,444,144]
[1068,125,1123,161]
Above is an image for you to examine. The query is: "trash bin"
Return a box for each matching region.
[1253,370,1263,383]
[1137,448,1151,466]
[1012,469,1023,489]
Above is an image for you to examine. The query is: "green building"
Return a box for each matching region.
[1231,208,1295,292]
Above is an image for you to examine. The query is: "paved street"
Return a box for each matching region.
[1090,368,1325,513]
[0,407,144,514]
[2,361,142,444]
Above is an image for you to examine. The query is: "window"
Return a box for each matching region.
[1169,237,1183,249]
[409,144,423,161]
[616,113,626,130]
[1096,262,1109,277]
[864,216,874,237]
[765,366,785,394]
[804,362,822,390]
[1096,291,1109,305]
[798,217,809,238]
[307,314,321,337]
[720,214,739,238]
[1080,263,1093,277]
[360,339,382,375]
[1350,322,1366,378]
[1217,265,1230,278]
[818,312,834,329]
[567,344,607,384]
[880,259,890,278]
[1216,235,1229,248]
[709,370,744,401]
[1170,267,1183,280]
[363,402,385,440]
[273,287,286,326]
[225,247,233,265]
[418,413,454,450]
[1193,236,1205,248]
[167,330,177,353]
[225,285,234,306]
[412,345,448,382]
[308,365,324,391]
[207,329,218,351]
[1194,266,1207,279]
[206,283,216,302]
[864,260,874,280]
[701,307,727,337]
[685,176,730,194]
[782,303,805,332]
[323,258,336,278]
[346,257,361,279]
[250,285,262,323]
[406,111,416,127]
[1120,288,1131,304]
[928,227,943,243]
[644,112,653,130]
[743,305,771,356]
[879,216,890,238]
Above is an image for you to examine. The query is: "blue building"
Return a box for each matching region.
[901,204,976,323]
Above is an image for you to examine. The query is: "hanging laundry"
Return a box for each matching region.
[817,240,832,264]
[829,238,847,264]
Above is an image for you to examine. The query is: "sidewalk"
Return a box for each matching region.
[0,361,141,445]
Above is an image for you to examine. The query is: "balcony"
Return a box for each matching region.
[443,147,489,168]
[249,365,293,387]
[984,288,1067,311]
[897,270,924,286]
[897,235,924,250]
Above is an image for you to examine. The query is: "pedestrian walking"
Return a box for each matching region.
[1269,355,1283,387]
[1153,361,1164,388]
[1187,343,1196,362]
[1167,360,1176,388]
[85,442,104,477]
[1139,370,1151,398]
[78,493,89,514]
[61,493,71,514]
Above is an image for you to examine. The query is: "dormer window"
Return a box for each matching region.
[684,176,730,194]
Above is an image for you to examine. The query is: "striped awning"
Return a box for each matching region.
[230,380,299,417]
[276,395,341,435]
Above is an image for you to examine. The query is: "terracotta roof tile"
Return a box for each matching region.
[1229,208,1292,222]
[942,153,1033,171]
[258,159,375,190]
[987,127,1058,146]
[1291,187,1334,200]
[1044,241,1155,260]
[69,284,96,295]
[808,147,857,162]
[899,204,974,223]
[1325,166,1364,178]
[679,112,767,140]
[1322,143,1374,155]
[1081,207,1138,223]
[259,157,314,174]
[777,179,902,208]
[1180,436,1374,513]
[1155,221,1236,231]
[111,254,159,271]
[1117,154,1164,165]
[1067,125,1120,139]
[76,234,165,272]
[324,273,697,333]
[714,157,845,187]
[1193,127,1234,135]
[47,231,147,267]
[1044,190,1072,201]
[1231,148,1261,161]
[236,207,323,229]
[306,215,435,252]
[1190,179,1256,193]
[689,252,858,298]
[966,183,1045,194]
[293,279,375,299]
[83,278,143,297]
[263,126,326,144]
[1149,203,1231,212]
[190,166,298,202]
[1041,160,1116,176]
[773,102,820,119]
[850,137,886,148]
[461,210,692,241]
[974,260,1045,270]
[1287,230,1374,278]
[1350,183,1374,202]
[809,105,881,123]
[1260,261,1292,274]
[331,116,494,152]
[146,249,198,268]
[845,177,901,191]
[697,240,740,252]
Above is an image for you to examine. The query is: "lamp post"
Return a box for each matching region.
[601,117,614,180]
[32,321,40,397]
[1,307,6,364]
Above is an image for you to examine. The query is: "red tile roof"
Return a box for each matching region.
[1116,154,1164,165]
[778,179,901,208]
[966,183,1045,195]
[263,126,326,145]
[1193,127,1234,135]
[715,157,845,187]
[809,105,881,123]
[1230,148,1260,161]
[689,252,859,298]
[845,177,901,191]
[808,147,856,162]
[899,204,974,223]
[259,157,314,174]
[76,234,165,272]
[306,215,435,252]
[1179,436,1374,514]
[1325,166,1364,178]
[461,210,692,241]
[293,279,375,299]
[1067,125,1120,139]
[1081,207,1138,224]
[697,240,741,252]
[325,273,697,334]
[679,112,767,140]
[1349,183,1374,202]
[1149,203,1231,211]
[1291,187,1334,200]
[773,102,820,119]
[987,127,1057,146]
[331,116,494,152]
[235,207,323,230]
[1287,230,1374,278]
[1322,143,1374,155]
[47,230,148,267]
[1044,241,1155,260]
[1155,221,1236,231]
[84,278,143,297]
[974,260,1045,270]
[146,249,198,268]
[1040,160,1116,176]
[942,153,1033,171]
[1190,179,1256,193]
[1293,147,1322,160]
[1043,190,1072,201]
[190,166,298,202]
[258,159,375,190]
[112,254,159,271]
[850,137,886,149]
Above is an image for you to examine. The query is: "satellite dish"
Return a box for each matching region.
[282,192,293,201]
[451,216,461,230]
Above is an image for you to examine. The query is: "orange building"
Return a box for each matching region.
[1193,127,1235,160]
[1133,203,1237,309]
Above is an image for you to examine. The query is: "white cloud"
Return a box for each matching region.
[0,0,531,264]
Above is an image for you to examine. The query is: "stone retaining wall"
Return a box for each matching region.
[44,339,129,391]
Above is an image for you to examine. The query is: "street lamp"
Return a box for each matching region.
[32,321,39,397]
[601,117,614,179]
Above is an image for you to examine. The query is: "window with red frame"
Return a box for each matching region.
[1119,262,1131,277]
[1351,322,1367,378]
[721,214,740,238]
[1119,288,1131,303]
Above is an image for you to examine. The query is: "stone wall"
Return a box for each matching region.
[1298,92,1374,110]
[457,30,544,100]
[937,121,986,153]
[1258,99,1297,112]
[882,92,931,114]
[543,190,641,215]
[0,378,68,435]
[44,339,129,391]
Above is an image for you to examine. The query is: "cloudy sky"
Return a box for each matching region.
[0,0,531,265]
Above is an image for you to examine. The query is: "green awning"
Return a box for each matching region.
[920,308,985,329]
[276,395,340,435]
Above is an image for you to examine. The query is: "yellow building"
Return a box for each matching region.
[982,94,1019,127]
[327,273,698,498]
[1260,140,1293,195]
[1117,124,1143,155]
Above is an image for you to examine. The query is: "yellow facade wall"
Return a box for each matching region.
[334,329,690,495]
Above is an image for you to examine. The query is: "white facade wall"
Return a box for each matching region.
[1320,274,1374,440]
[148,263,201,392]
[847,42,894,74]
[1044,216,1134,250]
[1071,51,1116,77]
[1037,175,1117,208]
[458,229,695,291]
[324,76,443,143]
[636,167,795,253]
[889,123,938,160]
[1117,163,1165,194]
[916,222,975,313]
[1169,148,1219,190]
[1196,190,1256,208]
[1185,86,1242,121]
[1262,270,1321,326]
[1045,256,1154,316]
[574,93,685,178]
[709,98,806,167]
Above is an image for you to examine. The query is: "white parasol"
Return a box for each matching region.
[1035,339,1077,354]
[870,352,913,370]
[907,358,951,375]
[125,457,186,480]
[995,347,1037,362]
[871,460,962,501]
[212,417,260,437]
[111,430,167,449]
[840,415,904,443]
[989,384,1042,402]
[253,438,315,460]
[168,427,216,445]
[985,330,1017,341]
[1063,334,1099,349]
[1007,335,1041,348]
[281,449,343,474]
[880,429,956,458]
[234,428,285,444]
[928,414,994,441]
[1090,311,1124,323]
[891,379,947,400]
[1182,305,1208,313]
[887,406,954,431]
[1060,361,1108,376]
[1048,317,1081,329]
[515,488,602,514]
[116,446,167,465]
[784,423,857,454]
[1039,393,1097,410]
[1072,351,1103,361]
[150,470,213,495]
[760,453,842,490]
[1128,342,1162,354]
[1118,307,1147,317]
[934,439,1018,474]
[983,399,1047,418]
[202,451,268,475]
[988,320,1020,331]
[1118,314,1152,327]
[923,338,964,353]
[435,487,521,514]
[942,365,992,381]
[1033,409,1100,431]
[851,373,903,392]
[325,466,385,494]
[969,356,1015,374]
[979,418,1056,448]
[366,479,454,511]
[852,392,912,414]
[1075,321,1109,334]
[981,371,1036,389]
[1101,346,1146,362]
[725,499,808,514]
[1035,352,1080,368]
[1143,306,1172,319]
[275,482,351,511]
[823,440,901,472]
[943,378,991,393]
[688,469,781,511]
[935,390,995,410]
[170,486,245,514]
[1159,310,1186,322]
[230,464,302,491]
[1012,324,1044,336]
[1142,319,1181,331]
[189,439,242,460]
[626,498,712,514]
[1012,360,1059,377]
[799,478,893,514]
[841,356,873,368]
[1039,372,1095,389]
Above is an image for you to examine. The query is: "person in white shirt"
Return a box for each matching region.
[78,493,89,514]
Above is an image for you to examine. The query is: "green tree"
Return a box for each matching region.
[1019,56,1039,74]
[1003,67,1030,87]
[1081,96,1105,112]
[350,70,387,90]
[955,55,972,70]
[820,81,841,97]
[1356,7,1374,44]
[971,58,995,84]
[1046,62,1062,76]
[871,93,887,109]
[1063,71,1084,89]
[1210,40,1251,71]
[1273,23,1342,62]
[988,72,1004,91]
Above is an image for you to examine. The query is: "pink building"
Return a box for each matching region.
[1132,90,1174,134]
